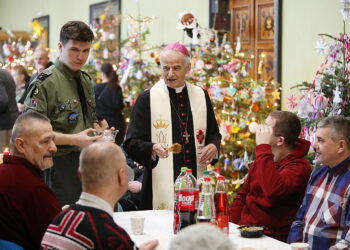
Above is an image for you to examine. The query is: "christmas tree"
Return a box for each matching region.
[85,2,160,117]
[85,2,121,83]
[289,1,350,152]
[186,31,280,202]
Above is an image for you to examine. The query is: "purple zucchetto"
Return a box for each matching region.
[164,42,190,57]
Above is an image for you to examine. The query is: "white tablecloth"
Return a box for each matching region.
[114,210,290,250]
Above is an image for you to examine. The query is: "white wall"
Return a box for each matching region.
[0,0,349,110]
[0,0,209,51]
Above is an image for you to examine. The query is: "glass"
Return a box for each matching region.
[101,129,119,142]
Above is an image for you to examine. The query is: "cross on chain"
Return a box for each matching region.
[183,129,190,144]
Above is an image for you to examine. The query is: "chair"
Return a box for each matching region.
[0,239,24,250]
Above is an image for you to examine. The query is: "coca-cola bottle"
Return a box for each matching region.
[177,169,198,231]
[173,166,188,234]
[214,175,229,234]
[196,177,216,223]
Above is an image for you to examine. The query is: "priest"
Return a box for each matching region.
[123,42,221,210]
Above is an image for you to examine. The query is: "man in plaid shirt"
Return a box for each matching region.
[288,116,350,250]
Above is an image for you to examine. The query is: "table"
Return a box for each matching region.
[114,210,291,250]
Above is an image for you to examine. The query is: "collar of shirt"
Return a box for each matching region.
[166,84,186,93]
[76,192,114,217]
[54,59,81,79]
[175,85,185,93]
[326,156,350,177]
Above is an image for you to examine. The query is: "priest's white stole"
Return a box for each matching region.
[151,80,207,210]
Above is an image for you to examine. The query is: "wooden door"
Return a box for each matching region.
[230,0,276,82]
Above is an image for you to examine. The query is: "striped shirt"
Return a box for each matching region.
[288,157,350,250]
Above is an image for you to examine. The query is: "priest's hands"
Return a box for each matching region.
[152,143,169,159]
[198,143,217,165]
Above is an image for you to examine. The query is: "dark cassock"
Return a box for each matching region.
[123,80,221,210]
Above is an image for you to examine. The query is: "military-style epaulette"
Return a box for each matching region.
[35,65,54,83]
[81,70,92,80]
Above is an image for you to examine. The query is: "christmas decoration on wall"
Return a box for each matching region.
[85,1,121,83]
[289,0,350,151]
[0,38,34,73]
[178,12,200,44]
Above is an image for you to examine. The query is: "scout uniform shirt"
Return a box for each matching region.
[24,59,98,156]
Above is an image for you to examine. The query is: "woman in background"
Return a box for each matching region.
[11,65,30,112]
[94,62,125,145]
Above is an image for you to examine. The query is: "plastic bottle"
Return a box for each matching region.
[214,175,229,234]
[177,169,198,231]
[196,177,216,224]
[173,167,188,234]
[197,170,215,193]
[197,170,209,192]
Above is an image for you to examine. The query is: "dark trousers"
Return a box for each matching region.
[44,152,82,206]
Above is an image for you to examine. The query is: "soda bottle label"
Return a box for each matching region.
[173,210,179,234]
[216,215,229,234]
[177,190,199,210]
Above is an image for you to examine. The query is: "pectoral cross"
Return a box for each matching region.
[183,130,190,144]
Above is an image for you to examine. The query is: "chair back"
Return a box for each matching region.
[0,239,24,250]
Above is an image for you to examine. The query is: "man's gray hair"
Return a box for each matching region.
[10,111,50,145]
[317,116,350,146]
[159,49,191,66]
[169,224,236,250]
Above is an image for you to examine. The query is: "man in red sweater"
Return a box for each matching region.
[228,111,312,241]
[0,111,61,249]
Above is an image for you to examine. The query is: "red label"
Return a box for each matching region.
[177,190,199,211]
[216,215,229,234]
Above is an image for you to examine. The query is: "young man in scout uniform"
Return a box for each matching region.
[25,21,107,205]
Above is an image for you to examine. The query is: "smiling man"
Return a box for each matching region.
[24,21,105,206]
[123,42,221,210]
[0,112,61,250]
[288,116,350,250]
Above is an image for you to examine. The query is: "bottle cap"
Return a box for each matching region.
[181,167,188,172]
[202,170,210,175]
[204,177,211,181]
[186,169,192,173]
[217,176,225,180]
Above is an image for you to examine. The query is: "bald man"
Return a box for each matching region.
[41,142,158,250]
[0,111,61,249]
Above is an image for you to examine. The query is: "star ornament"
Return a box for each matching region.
[271,90,280,100]
[315,39,328,55]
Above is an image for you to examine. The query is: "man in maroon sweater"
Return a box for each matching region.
[0,112,61,249]
[228,111,312,241]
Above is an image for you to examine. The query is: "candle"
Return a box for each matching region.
[3,147,9,156]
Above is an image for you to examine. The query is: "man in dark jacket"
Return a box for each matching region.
[228,111,312,242]
[0,69,19,151]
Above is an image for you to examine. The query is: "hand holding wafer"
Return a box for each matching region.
[167,143,182,154]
